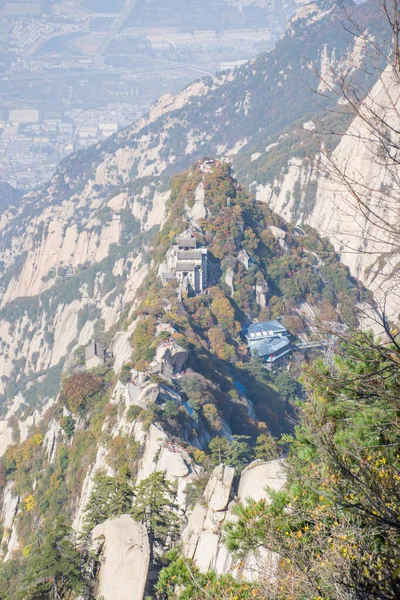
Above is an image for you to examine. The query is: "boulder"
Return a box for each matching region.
[138,383,159,407]
[182,502,207,559]
[238,459,286,503]
[92,515,150,600]
[204,464,235,512]
[157,446,190,478]
[151,342,188,375]
[269,225,286,240]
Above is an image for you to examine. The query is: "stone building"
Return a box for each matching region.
[160,235,208,294]
[175,248,208,292]
[85,341,107,369]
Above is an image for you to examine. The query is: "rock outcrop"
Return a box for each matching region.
[0,397,54,458]
[150,341,188,377]
[258,67,400,323]
[188,182,207,225]
[72,379,199,533]
[238,459,286,502]
[0,483,19,561]
[92,515,150,600]
[182,459,286,580]
[0,0,385,419]
[269,225,288,251]
[203,464,235,512]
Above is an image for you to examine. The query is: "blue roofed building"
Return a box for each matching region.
[245,320,288,344]
[249,336,292,364]
[245,320,292,367]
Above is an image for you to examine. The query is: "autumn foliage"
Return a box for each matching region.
[62,372,102,414]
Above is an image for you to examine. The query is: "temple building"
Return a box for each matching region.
[160,234,208,294]
[246,320,292,367]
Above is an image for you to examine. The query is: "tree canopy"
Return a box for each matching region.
[131,471,180,562]
[22,517,83,600]
[224,332,400,599]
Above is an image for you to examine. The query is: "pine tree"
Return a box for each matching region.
[83,474,134,531]
[254,433,279,461]
[224,332,400,598]
[22,517,83,600]
[209,435,253,471]
[209,436,231,465]
[131,471,180,562]
[228,435,253,471]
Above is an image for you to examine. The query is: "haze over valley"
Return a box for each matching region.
[0,0,299,189]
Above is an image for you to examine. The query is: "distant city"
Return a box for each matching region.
[0,0,302,189]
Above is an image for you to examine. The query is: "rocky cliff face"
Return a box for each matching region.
[85,460,286,600]
[182,460,286,582]
[0,152,371,599]
[0,180,165,407]
[0,360,286,598]
[256,66,400,322]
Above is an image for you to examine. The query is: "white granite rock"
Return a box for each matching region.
[92,515,150,600]
[204,464,235,512]
[238,459,286,503]
[182,502,207,559]
[0,483,20,561]
[182,459,287,581]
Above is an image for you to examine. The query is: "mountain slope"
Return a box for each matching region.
[0,0,385,411]
[254,66,400,321]
[0,161,369,598]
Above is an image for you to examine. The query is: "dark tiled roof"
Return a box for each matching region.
[177,250,203,260]
[176,261,196,271]
[250,336,291,358]
[85,342,106,360]
[177,236,197,248]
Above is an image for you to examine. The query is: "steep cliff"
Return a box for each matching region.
[254,66,400,321]
[182,460,286,581]
[0,2,396,596]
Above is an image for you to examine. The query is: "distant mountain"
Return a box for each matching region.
[61,0,383,193]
